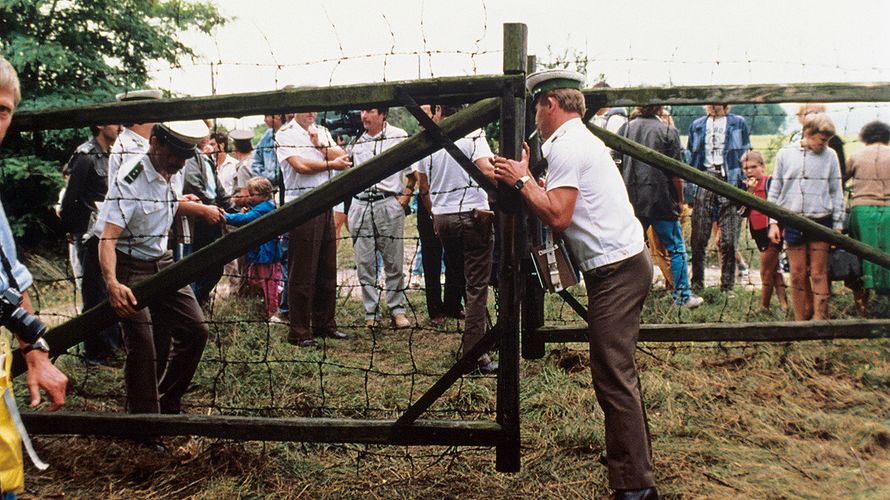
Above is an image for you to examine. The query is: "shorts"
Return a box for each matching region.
[781,216,832,246]
[750,226,780,252]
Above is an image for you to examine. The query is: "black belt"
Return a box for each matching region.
[354,191,397,202]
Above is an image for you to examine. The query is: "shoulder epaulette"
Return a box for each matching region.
[123,162,144,184]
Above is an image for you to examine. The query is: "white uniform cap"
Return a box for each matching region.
[115,89,164,102]
[155,120,209,156]
[229,129,253,141]
[526,70,585,99]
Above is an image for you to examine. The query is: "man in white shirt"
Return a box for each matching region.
[347,108,415,329]
[108,89,163,189]
[276,112,351,346]
[416,104,498,374]
[493,70,658,500]
[95,120,224,414]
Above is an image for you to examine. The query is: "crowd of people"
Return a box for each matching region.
[3,48,890,497]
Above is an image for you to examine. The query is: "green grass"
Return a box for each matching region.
[14,220,890,499]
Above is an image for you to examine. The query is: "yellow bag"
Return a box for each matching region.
[0,336,24,494]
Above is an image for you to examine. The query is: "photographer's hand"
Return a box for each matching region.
[20,292,67,411]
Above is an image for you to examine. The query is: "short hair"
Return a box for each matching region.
[638,105,661,118]
[89,125,100,137]
[211,131,229,151]
[802,113,836,137]
[368,107,389,118]
[859,120,890,145]
[247,176,275,198]
[796,103,826,118]
[0,56,21,106]
[740,150,765,166]
[439,104,462,119]
[537,88,586,116]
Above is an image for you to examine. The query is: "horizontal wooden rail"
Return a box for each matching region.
[537,319,890,343]
[583,81,890,109]
[22,412,503,446]
[11,74,518,132]
[12,97,502,376]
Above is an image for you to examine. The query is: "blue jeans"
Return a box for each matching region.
[642,218,692,302]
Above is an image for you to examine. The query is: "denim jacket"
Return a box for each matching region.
[687,113,751,189]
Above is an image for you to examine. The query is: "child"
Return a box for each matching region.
[767,113,844,320]
[741,150,789,313]
[224,177,282,321]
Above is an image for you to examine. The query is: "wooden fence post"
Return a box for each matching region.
[495,22,527,473]
[520,54,546,361]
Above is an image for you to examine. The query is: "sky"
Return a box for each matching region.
[150,0,890,133]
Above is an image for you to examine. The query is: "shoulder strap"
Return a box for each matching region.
[0,243,20,291]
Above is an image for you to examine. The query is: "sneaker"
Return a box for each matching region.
[269,315,286,324]
[678,295,705,309]
[392,313,411,329]
[365,319,380,329]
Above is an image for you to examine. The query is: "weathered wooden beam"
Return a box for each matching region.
[12,98,501,376]
[495,22,526,474]
[11,75,518,132]
[589,124,890,270]
[396,328,500,427]
[584,82,890,108]
[22,412,503,446]
[536,319,890,343]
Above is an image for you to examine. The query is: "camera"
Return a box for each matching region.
[0,287,47,344]
[320,110,364,144]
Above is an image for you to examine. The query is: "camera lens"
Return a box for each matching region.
[6,306,47,344]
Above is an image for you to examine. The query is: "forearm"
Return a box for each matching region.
[98,238,120,287]
[520,182,566,230]
[288,156,331,174]
[672,177,684,204]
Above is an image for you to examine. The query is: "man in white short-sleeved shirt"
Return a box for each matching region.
[95,120,224,415]
[416,104,498,373]
[493,70,658,499]
[275,112,351,346]
[347,108,416,329]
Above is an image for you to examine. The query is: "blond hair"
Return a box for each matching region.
[740,150,765,165]
[247,176,275,199]
[0,56,21,106]
[802,112,836,137]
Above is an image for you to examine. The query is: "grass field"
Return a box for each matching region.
[14,184,890,498]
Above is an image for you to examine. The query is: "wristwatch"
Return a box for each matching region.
[22,337,50,355]
[514,175,531,191]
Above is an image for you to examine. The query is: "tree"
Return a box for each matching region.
[730,104,787,135]
[0,0,226,244]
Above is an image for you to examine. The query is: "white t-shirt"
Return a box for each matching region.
[216,155,239,197]
[93,155,181,261]
[275,120,338,203]
[349,123,415,194]
[418,129,492,215]
[543,117,644,271]
[705,116,727,169]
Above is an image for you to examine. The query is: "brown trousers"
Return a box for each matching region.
[117,251,209,414]
[288,210,337,341]
[433,211,494,358]
[583,250,655,490]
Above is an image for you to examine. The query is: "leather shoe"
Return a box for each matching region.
[288,338,317,348]
[392,313,411,329]
[612,487,659,500]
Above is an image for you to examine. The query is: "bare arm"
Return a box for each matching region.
[285,154,351,175]
[177,199,224,225]
[493,144,576,232]
[416,172,433,214]
[98,222,139,318]
[19,292,67,411]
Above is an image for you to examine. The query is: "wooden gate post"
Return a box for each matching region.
[495,22,527,473]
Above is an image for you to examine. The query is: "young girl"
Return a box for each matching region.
[767,113,844,320]
[741,150,788,313]
[224,177,282,321]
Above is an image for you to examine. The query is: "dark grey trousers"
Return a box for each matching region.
[583,250,655,490]
[116,251,209,414]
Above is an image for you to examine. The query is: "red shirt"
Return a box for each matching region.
[748,176,770,231]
